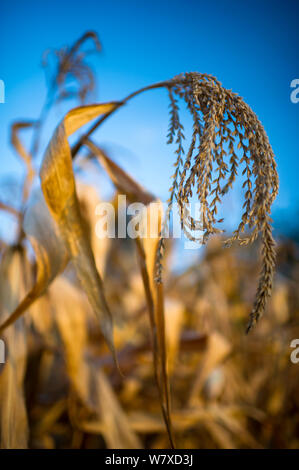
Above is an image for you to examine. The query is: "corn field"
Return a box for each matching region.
[0,32,298,450]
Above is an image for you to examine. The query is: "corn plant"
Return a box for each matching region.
[0,32,279,449]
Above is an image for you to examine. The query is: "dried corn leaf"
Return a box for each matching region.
[85,140,154,205]
[50,276,90,404]
[85,140,174,447]
[39,103,120,357]
[164,298,184,373]
[0,249,28,448]
[80,368,142,449]
[76,182,110,277]
[0,190,68,334]
[0,103,120,360]
[189,332,231,405]
[11,121,35,202]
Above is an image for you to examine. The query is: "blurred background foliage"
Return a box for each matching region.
[0,4,299,448]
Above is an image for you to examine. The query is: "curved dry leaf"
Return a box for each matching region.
[27,181,110,337]
[48,276,141,448]
[76,182,110,277]
[0,248,28,449]
[28,291,54,337]
[0,103,120,361]
[164,298,184,373]
[79,368,142,449]
[39,102,120,358]
[85,140,154,205]
[85,140,175,447]
[0,190,69,334]
[49,276,90,404]
[188,332,231,405]
[11,121,36,202]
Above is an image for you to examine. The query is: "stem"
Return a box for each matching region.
[71,80,172,159]
[0,201,21,218]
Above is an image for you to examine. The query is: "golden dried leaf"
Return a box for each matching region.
[40,102,120,357]
[0,102,120,361]
[0,249,28,448]
[86,140,154,205]
[80,368,142,449]
[11,121,35,202]
[50,276,91,404]
[76,181,110,277]
[0,190,68,334]
[189,332,231,405]
[85,140,175,447]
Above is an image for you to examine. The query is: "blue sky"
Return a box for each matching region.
[0,0,298,245]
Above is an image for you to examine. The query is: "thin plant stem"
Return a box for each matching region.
[71,80,171,159]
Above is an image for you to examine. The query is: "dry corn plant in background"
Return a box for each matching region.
[2,31,295,451]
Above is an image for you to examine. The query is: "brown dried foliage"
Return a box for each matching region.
[0,33,285,450]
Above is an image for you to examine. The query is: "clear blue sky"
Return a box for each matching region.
[0,0,298,243]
